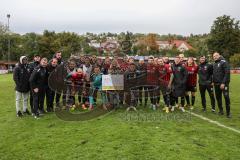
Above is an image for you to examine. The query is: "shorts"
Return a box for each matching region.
[186,86,197,92]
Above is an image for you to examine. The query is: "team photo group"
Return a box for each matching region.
[13,50,231,119]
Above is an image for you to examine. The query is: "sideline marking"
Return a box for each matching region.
[186,111,240,134]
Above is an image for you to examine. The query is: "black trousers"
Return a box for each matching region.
[214,84,230,114]
[32,89,45,115]
[199,84,215,110]
[46,87,55,111]
[30,91,34,113]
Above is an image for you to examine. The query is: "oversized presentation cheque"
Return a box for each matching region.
[102,74,124,90]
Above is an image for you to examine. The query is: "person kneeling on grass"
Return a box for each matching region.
[13,56,31,117]
[65,68,86,110]
[89,65,108,110]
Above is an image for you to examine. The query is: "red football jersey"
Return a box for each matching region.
[71,73,85,84]
[157,64,172,84]
[185,64,198,87]
[147,64,158,85]
[120,62,129,72]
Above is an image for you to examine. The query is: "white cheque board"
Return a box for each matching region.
[102,74,124,90]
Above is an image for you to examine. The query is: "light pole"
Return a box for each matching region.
[7,14,11,70]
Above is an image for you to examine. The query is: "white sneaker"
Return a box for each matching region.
[171,106,175,112]
[152,105,156,111]
[180,107,185,112]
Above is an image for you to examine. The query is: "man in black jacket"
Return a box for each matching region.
[52,51,65,106]
[213,52,231,118]
[46,58,58,112]
[29,58,48,118]
[29,54,41,113]
[13,56,31,117]
[198,56,215,112]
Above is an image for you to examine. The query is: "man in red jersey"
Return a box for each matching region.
[185,57,198,109]
[157,58,172,113]
[146,56,159,110]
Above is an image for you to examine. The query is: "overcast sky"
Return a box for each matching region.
[0,0,239,35]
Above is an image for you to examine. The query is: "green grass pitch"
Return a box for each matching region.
[0,74,239,160]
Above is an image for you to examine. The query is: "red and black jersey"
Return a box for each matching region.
[67,72,85,85]
[120,62,129,72]
[185,64,198,87]
[157,65,171,85]
[164,63,172,82]
[146,64,158,85]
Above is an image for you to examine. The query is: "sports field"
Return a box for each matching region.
[0,74,239,160]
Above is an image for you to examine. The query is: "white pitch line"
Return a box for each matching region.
[186,111,240,134]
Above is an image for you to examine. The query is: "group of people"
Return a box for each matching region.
[13,51,231,119]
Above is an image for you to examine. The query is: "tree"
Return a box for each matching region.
[145,33,159,55]
[207,15,240,60]
[229,53,240,68]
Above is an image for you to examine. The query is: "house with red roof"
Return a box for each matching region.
[156,40,193,52]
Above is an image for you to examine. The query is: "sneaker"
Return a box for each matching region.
[165,107,169,113]
[34,115,40,119]
[17,111,23,117]
[39,110,45,116]
[162,107,167,111]
[227,114,231,118]
[211,108,216,113]
[176,104,179,108]
[72,105,76,109]
[171,106,175,112]
[152,105,156,111]
[218,111,224,115]
[202,108,206,112]
[180,107,185,112]
[70,106,75,111]
[23,109,31,115]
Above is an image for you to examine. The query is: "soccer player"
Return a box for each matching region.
[89,65,107,110]
[146,56,159,110]
[136,58,148,106]
[65,68,86,110]
[185,57,198,109]
[157,58,172,113]
[169,56,188,112]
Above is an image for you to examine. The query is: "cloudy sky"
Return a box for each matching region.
[0,0,239,35]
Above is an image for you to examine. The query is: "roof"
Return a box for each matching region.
[156,40,193,50]
[171,40,193,49]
